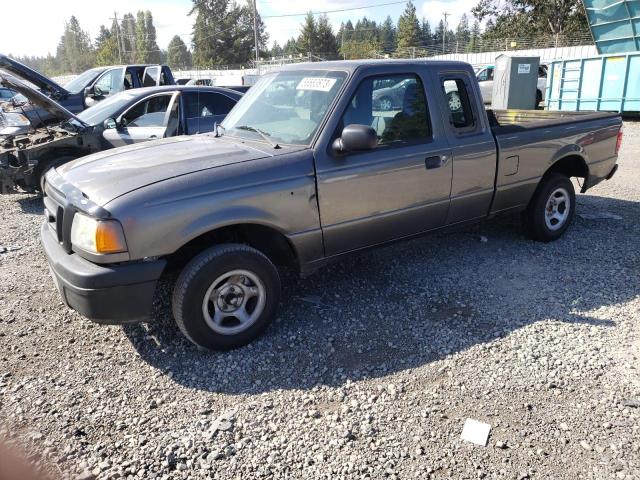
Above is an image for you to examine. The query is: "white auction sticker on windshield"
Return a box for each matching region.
[297,77,337,92]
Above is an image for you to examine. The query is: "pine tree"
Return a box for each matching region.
[283,38,298,56]
[145,11,161,63]
[297,13,317,55]
[467,20,481,52]
[420,18,432,46]
[396,1,420,49]
[135,11,149,63]
[121,13,137,63]
[56,16,95,73]
[167,35,192,68]
[270,41,283,58]
[316,15,339,59]
[95,21,119,65]
[456,14,471,49]
[380,16,397,52]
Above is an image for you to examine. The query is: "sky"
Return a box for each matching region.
[1,0,478,58]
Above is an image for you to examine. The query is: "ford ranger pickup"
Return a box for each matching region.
[40,60,623,350]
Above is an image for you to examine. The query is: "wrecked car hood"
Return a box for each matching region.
[56,135,277,205]
[0,54,67,95]
[0,73,87,128]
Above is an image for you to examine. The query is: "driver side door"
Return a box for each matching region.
[314,70,453,256]
[103,92,179,147]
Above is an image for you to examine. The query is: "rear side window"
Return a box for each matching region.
[442,78,475,130]
[340,73,431,147]
[184,92,236,118]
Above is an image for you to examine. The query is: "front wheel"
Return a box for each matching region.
[522,173,576,242]
[172,244,281,350]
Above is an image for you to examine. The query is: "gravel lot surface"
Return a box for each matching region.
[0,121,639,480]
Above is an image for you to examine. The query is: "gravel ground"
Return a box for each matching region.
[0,121,639,480]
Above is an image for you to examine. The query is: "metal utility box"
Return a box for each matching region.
[491,55,540,110]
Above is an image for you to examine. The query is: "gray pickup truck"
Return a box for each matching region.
[41,60,622,350]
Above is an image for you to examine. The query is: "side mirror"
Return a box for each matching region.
[84,86,95,97]
[103,118,117,130]
[332,124,378,154]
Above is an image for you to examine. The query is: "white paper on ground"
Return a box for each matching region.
[460,418,491,446]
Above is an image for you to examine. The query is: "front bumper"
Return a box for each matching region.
[40,222,166,324]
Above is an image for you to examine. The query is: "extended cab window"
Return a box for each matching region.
[442,78,475,129]
[341,74,430,146]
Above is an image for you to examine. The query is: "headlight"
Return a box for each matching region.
[70,213,127,254]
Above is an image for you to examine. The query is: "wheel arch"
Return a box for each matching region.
[167,222,301,271]
[543,153,589,193]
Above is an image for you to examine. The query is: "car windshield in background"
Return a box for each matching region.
[64,68,105,94]
[76,91,139,125]
[222,70,347,145]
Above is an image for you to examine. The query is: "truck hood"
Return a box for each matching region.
[0,54,67,95]
[56,135,276,205]
[0,73,88,128]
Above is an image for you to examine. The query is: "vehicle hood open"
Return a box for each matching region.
[0,54,68,95]
[56,135,279,205]
[0,73,88,128]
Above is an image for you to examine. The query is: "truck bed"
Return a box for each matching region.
[487,109,620,134]
[487,108,622,215]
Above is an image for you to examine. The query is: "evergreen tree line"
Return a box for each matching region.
[10,12,191,76]
[9,0,590,76]
[270,4,482,60]
[268,0,588,61]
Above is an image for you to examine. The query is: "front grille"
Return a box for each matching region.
[43,181,75,252]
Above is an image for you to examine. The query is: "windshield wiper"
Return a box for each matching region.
[236,125,280,149]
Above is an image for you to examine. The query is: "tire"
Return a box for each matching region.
[522,173,576,242]
[172,244,281,350]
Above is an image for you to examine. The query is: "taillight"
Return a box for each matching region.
[615,129,623,154]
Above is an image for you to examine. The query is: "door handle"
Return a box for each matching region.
[149,135,158,139]
[425,155,447,169]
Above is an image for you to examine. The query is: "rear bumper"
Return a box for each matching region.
[583,157,618,192]
[40,222,166,324]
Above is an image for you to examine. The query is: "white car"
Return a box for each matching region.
[476,64,548,105]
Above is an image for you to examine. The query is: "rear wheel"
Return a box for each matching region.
[522,173,575,242]
[172,244,281,350]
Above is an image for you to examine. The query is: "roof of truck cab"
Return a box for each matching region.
[277,59,473,72]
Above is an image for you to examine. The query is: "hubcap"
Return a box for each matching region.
[544,187,570,231]
[448,92,462,112]
[202,269,266,335]
[380,98,392,111]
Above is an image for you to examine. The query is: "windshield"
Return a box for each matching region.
[222,70,347,145]
[64,67,106,94]
[76,90,138,125]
